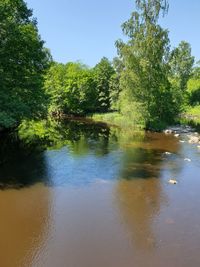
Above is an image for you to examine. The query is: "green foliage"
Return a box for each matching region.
[1,0,196,131]
[192,61,200,79]
[109,57,123,110]
[179,105,200,129]
[187,78,200,105]
[93,57,115,112]
[109,73,121,110]
[0,0,51,128]
[116,0,178,129]
[169,41,194,91]
[18,118,111,153]
[186,62,200,106]
[44,58,118,116]
[135,0,169,22]
[44,62,98,115]
[91,110,145,129]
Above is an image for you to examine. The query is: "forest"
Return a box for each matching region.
[1,0,200,131]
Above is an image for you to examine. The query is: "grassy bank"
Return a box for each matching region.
[179,105,200,129]
[88,112,145,129]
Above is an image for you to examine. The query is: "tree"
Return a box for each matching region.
[93,57,115,112]
[44,62,98,115]
[0,0,50,128]
[169,41,194,91]
[187,79,200,105]
[187,61,200,105]
[192,61,200,79]
[109,57,123,110]
[116,0,176,129]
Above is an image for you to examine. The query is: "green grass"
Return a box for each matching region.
[179,105,200,128]
[185,105,200,116]
[88,112,144,129]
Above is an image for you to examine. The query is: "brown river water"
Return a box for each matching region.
[0,120,200,267]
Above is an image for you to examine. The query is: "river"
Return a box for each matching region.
[0,119,200,267]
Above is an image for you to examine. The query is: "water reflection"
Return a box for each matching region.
[0,136,49,189]
[0,119,198,267]
[114,134,172,251]
[18,119,111,155]
[116,178,164,250]
[0,119,113,189]
[0,119,180,189]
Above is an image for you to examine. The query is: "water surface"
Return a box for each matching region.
[0,120,200,267]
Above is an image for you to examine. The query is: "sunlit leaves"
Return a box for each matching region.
[0,0,50,128]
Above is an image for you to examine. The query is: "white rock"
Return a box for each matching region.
[168,179,178,185]
[184,158,191,162]
[164,152,172,155]
[188,136,200,144]
[164,129,173,134]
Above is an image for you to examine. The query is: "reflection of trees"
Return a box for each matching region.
[119,148,163,180]
[115,140,172,251]
[0,133,49,189]
[0,119,112,189]
[18,119,111,156]
[116,178,163,250]
[0,184,52,267]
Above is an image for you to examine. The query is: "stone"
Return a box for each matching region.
[188,136,200,144]
[164,129,173,134]
[184,158,191,162]
[164,152,172,155]
[168,179,178,185]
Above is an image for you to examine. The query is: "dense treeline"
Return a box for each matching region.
[0,0,200,131]
[44,58,117,116]
[0,0,50,129]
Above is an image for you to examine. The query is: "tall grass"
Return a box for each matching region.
[89,112,145,129]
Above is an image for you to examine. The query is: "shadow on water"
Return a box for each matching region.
[0,119,179,190]
[1,118,193,267]
[116,178,163,251]
[115,147,165,251]
[112,131,182,253]
[0,119,112,189]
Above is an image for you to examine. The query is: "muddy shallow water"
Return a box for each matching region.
[0,121,200,267]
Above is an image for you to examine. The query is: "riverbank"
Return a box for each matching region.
[179,105,200,131]
[90,109,200,133]
[88,112,145,129]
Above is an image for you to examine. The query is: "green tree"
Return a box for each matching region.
[109,57,123,110]
[44,62,97,115]
[192,61,200,79]
[169,41,194,91]
[116,0,176,129]
[187,78,200,105]
[0,0,50,128]
[93,57,115,112]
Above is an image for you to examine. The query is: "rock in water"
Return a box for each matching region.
[168,179,178,185]
[164,152,172,155]
[184,158,191,162]
[188,136,200,144]
[164,129,173,134]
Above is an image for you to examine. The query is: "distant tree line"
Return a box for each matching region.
[44,58,117,116]
[0,0,200,130]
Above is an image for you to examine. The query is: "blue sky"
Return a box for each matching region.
[26,0,200,67]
